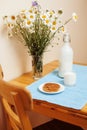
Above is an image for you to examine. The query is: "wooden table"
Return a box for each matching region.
[9,60,87,130]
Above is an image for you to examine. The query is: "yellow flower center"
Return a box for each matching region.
[22,15,26,19]
[30,15,34,19]
[11,16,15,20]
[34,11,37,14]
[49,11,54,15]
[27,20,31,25]
[72,13,78,22]
[42,15,46,19]
[29,10,33,13]
[7,23,14,27]
[52,21,56,25]
[46,20,49,24]
[7,23,11,27]
[74,15,78,20]
[61,26,64,32]
[52,27,56,30]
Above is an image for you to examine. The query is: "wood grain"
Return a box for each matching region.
[9,60,87,130]
[0,79,33,130]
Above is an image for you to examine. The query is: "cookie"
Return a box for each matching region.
[43,83,60,92]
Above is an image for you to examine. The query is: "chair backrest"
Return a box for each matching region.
[0,64,4,79]
[0,79,33,130]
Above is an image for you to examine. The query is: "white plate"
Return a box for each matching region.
[38,82,65,94]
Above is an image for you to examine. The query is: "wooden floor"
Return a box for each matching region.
[33,119,83,130]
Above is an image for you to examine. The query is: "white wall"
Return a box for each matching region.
[0,0,87,81]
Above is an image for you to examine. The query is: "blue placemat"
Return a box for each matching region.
[26,64,87,110]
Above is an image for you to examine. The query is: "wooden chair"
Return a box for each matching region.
[0,79,33,130]
[0,64,4,79]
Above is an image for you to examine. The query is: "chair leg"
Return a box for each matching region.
[0,98,9,130]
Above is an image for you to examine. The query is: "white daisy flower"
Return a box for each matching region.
[51,20,57,26]
[3,15,16,29]
[24,19,33,28]
[3,16,8,24]
[20,14,27,20]
[50,26,57,32]
[9,15,16,23]
[52,13,58,19]
[32,6,39,14]
[28,8,33,13]
[72,13,78,22]
[26,13,36,22]
[19,10,27,20]
[60,26,65,33]
[47,10,55,17]
[40,13,48,20]
[29,14,36,21]
[43,18,51,27]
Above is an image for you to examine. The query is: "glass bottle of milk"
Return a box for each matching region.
[58,32,73,78]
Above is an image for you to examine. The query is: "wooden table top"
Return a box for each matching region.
[9,60,87,129]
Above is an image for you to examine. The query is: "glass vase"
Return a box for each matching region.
[32,55,43,80]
